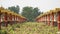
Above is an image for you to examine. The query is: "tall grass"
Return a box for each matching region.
[1,22,58,34]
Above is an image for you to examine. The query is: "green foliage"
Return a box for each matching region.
[22,6,42,22]
[0,30,7,34]
[15,24,20,28]
[12,23,20,28]
[6,24,15,34]
[8,5,20,14]
[15,22,58,34]
[9,30,14,34]
[1,22,58,34]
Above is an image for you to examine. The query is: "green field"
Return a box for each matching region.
[0,22,58,34]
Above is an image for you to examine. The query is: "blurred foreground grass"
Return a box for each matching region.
[0,22,58,34]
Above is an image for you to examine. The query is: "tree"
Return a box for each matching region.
[21,6,42,22]
[8,5,20,14]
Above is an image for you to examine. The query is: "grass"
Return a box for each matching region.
[1,22,58,34]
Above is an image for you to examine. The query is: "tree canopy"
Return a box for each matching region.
[8,5,20,14]
[21,6,42,22]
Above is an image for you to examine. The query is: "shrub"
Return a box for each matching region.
[0,30,7,34]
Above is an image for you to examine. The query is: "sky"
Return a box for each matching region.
[0,0,60,13]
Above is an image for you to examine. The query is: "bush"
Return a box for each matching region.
[8,30,15,34]
[0,30,7,34]
[16,24,20,28]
